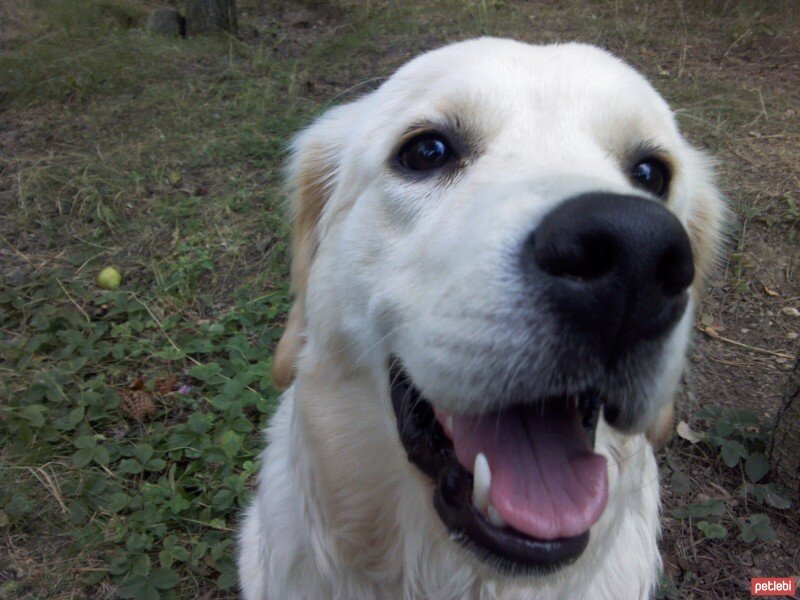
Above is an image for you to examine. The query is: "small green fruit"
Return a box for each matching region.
[97,267,122,290]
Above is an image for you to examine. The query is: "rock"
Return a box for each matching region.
[146,8,185,37]
[185,0,237,36]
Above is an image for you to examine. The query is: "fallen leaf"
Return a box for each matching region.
[781,307,800,317]
[763,284,779,297]
[677,421,703,444]
[154,375,179,395]
[704,326,720,339]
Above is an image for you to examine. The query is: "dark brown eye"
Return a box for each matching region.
[631,157,670,198]
[398,133,454,171]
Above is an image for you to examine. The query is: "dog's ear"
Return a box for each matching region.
[684,150,728,301]
[645,402,675,448]
[272,103,358,389]
[647,151,727,448]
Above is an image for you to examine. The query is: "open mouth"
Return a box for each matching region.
[389,361,607,575]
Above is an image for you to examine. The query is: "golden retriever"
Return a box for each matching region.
[238,38,724,599]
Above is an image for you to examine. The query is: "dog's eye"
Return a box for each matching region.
[630,157,670,198]
[398,133,454,171]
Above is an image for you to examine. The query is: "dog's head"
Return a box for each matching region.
[273,39,724,575]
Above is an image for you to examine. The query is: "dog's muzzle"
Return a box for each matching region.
[388,192,694,574]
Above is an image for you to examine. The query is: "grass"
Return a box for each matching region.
[1,0,797,598]
[1,2,307,597]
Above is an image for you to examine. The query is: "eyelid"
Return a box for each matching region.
[395,127,454,156]
[628,141,671,169]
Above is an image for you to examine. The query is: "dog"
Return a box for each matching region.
[238,38,724,599]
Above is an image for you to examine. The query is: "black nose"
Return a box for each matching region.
[523,192,695,351]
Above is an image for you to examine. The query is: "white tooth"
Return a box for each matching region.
[472,453,491,512]
[445,415,453,437]
[487,503,507,528]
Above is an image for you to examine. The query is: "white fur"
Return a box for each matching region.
[239,38,723,600]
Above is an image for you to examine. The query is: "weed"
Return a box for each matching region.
[0,273,283,596]
[672,407,792,543]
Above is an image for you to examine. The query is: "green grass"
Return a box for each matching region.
[0,2,308,597]
[1,0,797,597]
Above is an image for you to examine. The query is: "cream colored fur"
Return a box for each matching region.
[239,38,724,600]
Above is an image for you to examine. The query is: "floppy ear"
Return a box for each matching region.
[684,156,728,302]
[645,402,675,448]
[272,103,358,389]
[646,151,727,448]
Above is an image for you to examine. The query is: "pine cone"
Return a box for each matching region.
[119,390,156,422]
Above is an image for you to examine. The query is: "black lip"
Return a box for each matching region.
[389,361,602,575]
[434,463,590,575]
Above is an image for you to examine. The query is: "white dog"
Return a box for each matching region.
[238,38,724,600]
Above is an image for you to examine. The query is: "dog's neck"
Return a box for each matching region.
[287,351,489,596]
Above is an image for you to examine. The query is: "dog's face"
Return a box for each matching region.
[275,39,723,576]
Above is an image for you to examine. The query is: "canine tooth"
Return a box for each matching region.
[487,504,507,528]
[472,453,491,512]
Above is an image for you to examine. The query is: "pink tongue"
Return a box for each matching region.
[449,405,608,540]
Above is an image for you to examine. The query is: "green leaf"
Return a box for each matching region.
[171,546,189,562]
[118,459,143,475]
[217,566,237,590]
[117,576,159,600]
[748,483,792,509]
[221,377,246,400]
[20,404,46,427]
[74,435,97,450]
[715,419,735,437]
[169,494,190,514]
[188,362,222,382]
[674,499,726,520]
[149,568,179,590]
[719,440,748,468]
[218,430,243,459]
[187,412,213,435]
[105,493,130,513]
[696,520,727,539]
[740,513,775,543]
[206,322,225,335]
[72,447,94,467]
[67,406,85,427]
[134,444,155,464]
[745,453,770,483]
[145,458,167,472]
[93,445,110,466]
[5,493,33,516]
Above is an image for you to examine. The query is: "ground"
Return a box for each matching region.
[1,1,798,598]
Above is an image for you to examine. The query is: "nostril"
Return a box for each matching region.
[655,243,695,296]
[535,232,617,282]
[576,234,617,280]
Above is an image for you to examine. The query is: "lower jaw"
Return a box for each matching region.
[433,462,590,576]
